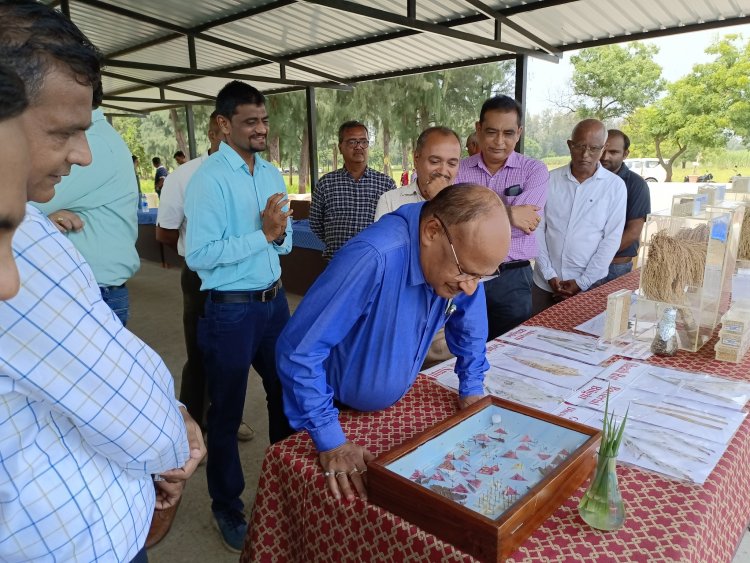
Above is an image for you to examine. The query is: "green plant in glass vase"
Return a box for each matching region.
[578,387,628,531]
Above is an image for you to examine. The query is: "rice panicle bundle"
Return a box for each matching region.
[641,226,708,304]
[739,215,750,261]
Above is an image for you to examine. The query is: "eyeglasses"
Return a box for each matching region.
[344,139,369,148]
[433,214,500,282]
[569,142,604,155]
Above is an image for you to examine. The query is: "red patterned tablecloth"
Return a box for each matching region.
[242,271,750,562]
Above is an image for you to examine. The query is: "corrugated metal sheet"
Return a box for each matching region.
[58,0,750,111]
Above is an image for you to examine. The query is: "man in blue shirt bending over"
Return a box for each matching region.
[277,184,511,502]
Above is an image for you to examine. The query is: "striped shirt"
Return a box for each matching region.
[310,167,396,260]
[455,151,549,262]
[0,206,188,562]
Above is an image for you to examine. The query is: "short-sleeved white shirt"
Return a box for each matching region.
[156,153,209,256]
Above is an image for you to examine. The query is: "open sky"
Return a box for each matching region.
[525,23,750,115]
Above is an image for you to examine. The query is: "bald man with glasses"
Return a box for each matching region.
[278,185,510,502]
[532,118,627,313]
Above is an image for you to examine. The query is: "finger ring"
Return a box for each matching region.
[323,471,333,477]
[335,471,347,478]
[56,216,64,223]
[348,468,359,476]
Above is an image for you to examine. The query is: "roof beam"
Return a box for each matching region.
[104,60,353,90]
[98,102,153,114]
[73,0,349,85]
[462,0,560,55]
[298,0,558,62]
[102,71,215,100]
[104,95,211,104]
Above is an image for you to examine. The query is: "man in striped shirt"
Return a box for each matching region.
[455,95,549,340]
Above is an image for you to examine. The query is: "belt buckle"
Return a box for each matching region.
[261,283,278,303]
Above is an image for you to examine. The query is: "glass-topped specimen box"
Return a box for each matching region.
[368,396,601,562]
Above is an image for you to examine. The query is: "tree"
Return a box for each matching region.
[625,76,729,181]
[623,35,750,181]
[524,109,580,157]
[566,42,665,121]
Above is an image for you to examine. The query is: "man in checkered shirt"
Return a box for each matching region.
[310,120,397,260]
[0,3,205,562]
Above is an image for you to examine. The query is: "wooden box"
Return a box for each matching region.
[368,396,601,562]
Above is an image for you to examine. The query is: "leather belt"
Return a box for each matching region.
[210,280,282,303]
[499,260,530,272]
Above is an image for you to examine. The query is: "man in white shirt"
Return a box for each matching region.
[374,126,462,366]
[374,126,461,220]
[532,119,627,314]
[156,112,256,443]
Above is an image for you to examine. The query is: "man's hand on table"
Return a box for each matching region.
[458,395,483,409]
[319,441,375,502]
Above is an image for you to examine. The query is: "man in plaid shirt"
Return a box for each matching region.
[310,120,396,261]
[455,95,549,340]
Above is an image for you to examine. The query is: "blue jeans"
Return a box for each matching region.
[100,284,129,326]
[483,265,533,340]
[590,261,634,290]
[198,287,294,514]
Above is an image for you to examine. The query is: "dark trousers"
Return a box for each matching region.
[178,265,209,429]
[198,287,294,514]
[531,283,559,316]
[130,546,148,563]
[484,265,533,340]
[100,284,129,326]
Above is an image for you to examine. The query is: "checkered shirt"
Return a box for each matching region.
[455,151,549,262]
[310,167,396,260]
[0,206,188,562]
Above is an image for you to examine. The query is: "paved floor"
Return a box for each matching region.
[128,259,750,563]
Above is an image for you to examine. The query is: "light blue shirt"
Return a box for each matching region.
[184,142,292,291]
[33,109,139,287]
[277,202,489,452]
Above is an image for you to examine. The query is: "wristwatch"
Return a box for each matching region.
[272,232,287,246]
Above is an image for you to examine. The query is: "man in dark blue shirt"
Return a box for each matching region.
[277,185,511,502]
[152,156,169,197]
[599,129,651,282]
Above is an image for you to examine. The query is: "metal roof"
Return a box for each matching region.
[50,0,750,114]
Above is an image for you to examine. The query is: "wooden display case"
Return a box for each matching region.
[368,396,601,562]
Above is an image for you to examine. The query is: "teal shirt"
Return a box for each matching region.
[33,109,139,287]
[184,142,292,291]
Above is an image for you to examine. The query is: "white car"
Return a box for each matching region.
[623,158,667,183]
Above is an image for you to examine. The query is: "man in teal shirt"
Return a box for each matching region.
[33,108,139,325]
[184,80,294,553]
